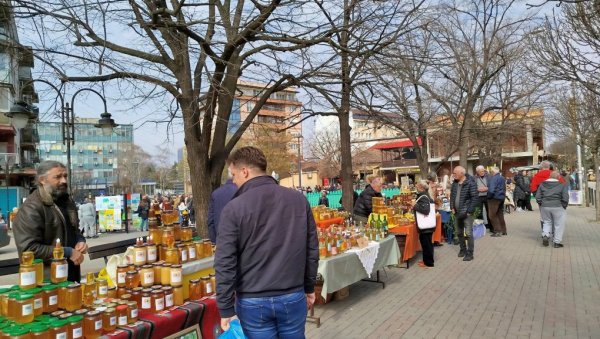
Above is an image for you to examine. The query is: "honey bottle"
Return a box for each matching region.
[51,239,68,284]
[19,251,36,290]
[133,238,147,266]
[146,236,157,263]
[83,273,96,306]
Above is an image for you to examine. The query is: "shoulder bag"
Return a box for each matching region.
[415,195,437,230]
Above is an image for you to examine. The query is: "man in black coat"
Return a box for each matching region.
[450,166,479,262]
[353,175,383,222]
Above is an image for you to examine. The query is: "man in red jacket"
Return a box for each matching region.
[530,161,565,232]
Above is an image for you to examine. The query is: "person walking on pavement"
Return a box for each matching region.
[414,181,435,268]
[513,170,529,212]
[475,166,493,232]
[79,198,97,238]
[536,171,569,248]
[531,161,565,233]
[488,167,508,237]
[215,146,319,337]
[136,197,150,232]
[13,161,87,282]
[207,172,237,244]
[450,166,479,261]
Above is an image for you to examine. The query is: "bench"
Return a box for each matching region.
[88,238,137,264]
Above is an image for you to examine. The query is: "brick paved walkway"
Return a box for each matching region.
[306,205,600,338]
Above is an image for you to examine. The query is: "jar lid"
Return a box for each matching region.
[94,306,107,312]
[6,326,29,336]
[41,285,58,291]
[86,310,102,317]
[97,278,107,283]
[67,284,81,289]
[161,286,173,291]
[189,279,200,283]
[153,261,164,266]
[58,313,73,319]
[0,288,10,293]
[108,286,117,290]
[105,307,116,313]
[51,258,66,262]
[171,264,182,268]
[29,287,42,294]
[51,319,69,327]
[132,287,143,292]
[201,276,210,280]
[151,285,162,290]
[30,323,50,332]
[35,314,52,323]
[126,270,137,275]
[58,281,70,287]
[126,301,137,306]
[16,293,33,300]
[121,294,132,299]
[33,259,43,264]
[209,273,215,277]
[162,263,171,267]
[74,309,89,315]
[141,288,153,293]
[142,265,152,269]
[115,305,128,311]
[50,310,65,317]
[67,315,84,323]
[117,264,129,268]
[7,292,19,298]
[150,290,163,295]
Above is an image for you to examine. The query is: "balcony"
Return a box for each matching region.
[21,125,39,151]
[381,158,418,169]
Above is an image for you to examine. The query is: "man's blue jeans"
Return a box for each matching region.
[236,291,307,339]
[140,218,148,232]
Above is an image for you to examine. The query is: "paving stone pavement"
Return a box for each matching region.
[306,204,600,338]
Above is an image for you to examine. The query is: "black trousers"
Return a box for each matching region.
[419,231,434,267]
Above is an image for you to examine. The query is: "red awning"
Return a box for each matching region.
[371,137,422,150]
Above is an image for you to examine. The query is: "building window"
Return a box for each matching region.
[257,115,285,124]
[0,87,11,111]
[262,104,285,112]
[276,93,286,100]
[288,106,296,113]
[0,53,9,84]
[247,101,254,111]
[288,94,296,101]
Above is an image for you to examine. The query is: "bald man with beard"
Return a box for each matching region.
[450,166,479,262]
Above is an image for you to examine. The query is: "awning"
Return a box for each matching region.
[372,137,422,150]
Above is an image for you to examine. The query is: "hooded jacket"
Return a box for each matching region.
[536,179,569,209]
[530,169,565,193]
[215,175,319,318]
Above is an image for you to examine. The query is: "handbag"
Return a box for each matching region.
[415,195,437,230]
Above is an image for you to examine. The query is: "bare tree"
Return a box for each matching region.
[13,0,333,236]
[300,0,425,211]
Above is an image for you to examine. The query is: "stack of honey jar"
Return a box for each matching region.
[145,226,214,265]
[1,234,217,339]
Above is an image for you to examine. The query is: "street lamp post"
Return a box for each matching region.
[295,134,303,189]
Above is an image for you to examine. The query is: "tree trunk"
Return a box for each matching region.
[339,0,354,213]
[595,154,600,221]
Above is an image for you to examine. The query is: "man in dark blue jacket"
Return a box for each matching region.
[487,166,507,237]
[450,166,479,261]
[207,176,237,244]
[215,146,319,337]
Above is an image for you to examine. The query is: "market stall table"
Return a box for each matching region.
[102,297,221,339]
[389,222,420,268]
[316,217,345,229]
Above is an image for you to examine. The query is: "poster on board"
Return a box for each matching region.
[95,196,123,231]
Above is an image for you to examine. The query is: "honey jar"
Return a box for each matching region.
[162,286,173,308]
[152,262,163,285]
[68,315,84,339]
[33,259,44,286]
[57,281,70,310]
[173,224,182,241]
[181,227,193,242]
[65,284,82,312]
[125,271,140,289]
[116,265,128,288]
[50,319,69,339]
[209,273,216,295]
[15,293,35,324]
[50,258,68,284]
[139,265,154,288]
[149,228,161,246]
[189,279,202,300]
[107,286,117,299]
[42,285,59,314]
[126,301,138,323]
[151,290,164,313]
[116,287,128,298]
[194,240,204,259]
[115,305,128,326]
[96,278,108,299]
[164,247,179,265]
[146,238,157,264]
[202,240,213,257]
[7,292,19,321]
[160,264,171,286]
[84,310,103,338]
[30,288,43,316]
[133,238,147,266]
[176,244,188,264]
[140,289,152,312]
[19,251,36,290]
[0,287,11,317]
[201,276,213,296]
[170,265,182,287]
[74,308,89,316]
[30,323,50,339]
[172,286,183,306]
[130,287,142,306]
[187,242,196,261]
[102,307,117,332]
[162,228,174,248]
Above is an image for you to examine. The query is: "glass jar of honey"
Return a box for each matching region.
[160,264,171,286]
[130,287,142,306]
[30,323,50,339]
[152,262,163,285]
[194,240,204,259]
[149,228,161,246]
[162,286,173,309]
[125,271,140,289]
[126,301,138,323]
[120,293,132,301]
[107,286,117,299]
[173,224,182,241]
[6,292,19,321]
[0,287,11,317]
[19,251,36,290]
[139,265,154,288]
[116,265,128,288]
[30,288,43,316]
[68,315,84,339]
[50,319,69,339]
[102,307,116,332]
[151,290,164,313]
[83,310,102,338]
[187,242,197,262]
[209,274,216,295]
[164,248,179,265]
[201,276,213,296]
[50,258,68,284]
[181,227,193,242]
[83,286,95,308]
[170,265,182,287]
[115,305,128,326]
[33,259,44,287]
[173,286,184,306]
[133,238,147,266]
[189,279,201,300]
[5,326,32,339]
[15,293,35,324]
[176,244,188,264]
[57,281,70,310]
[162,228,175,248]
[116,287,128,298]
[96,278,108,299]
[202,240,213,257]
[65,284,82,312]
[140,289,152,313]
[146,241,157,264]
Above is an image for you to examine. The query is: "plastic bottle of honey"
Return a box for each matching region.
[19,251,36,290]
[51,240,68,284]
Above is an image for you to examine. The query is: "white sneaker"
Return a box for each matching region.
[516,207,523,212]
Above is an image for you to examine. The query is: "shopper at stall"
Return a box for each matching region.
[487,167,508,237]
[136,197,150,232]
[318,190,329,207]
[353,175,383,222]
[414,181,435,268]
[78,198,97,238]
[208,173,237,244]
[13,160,87,282]
[450,166,479,261]
[215,146,319,338]
[536,171,569,247]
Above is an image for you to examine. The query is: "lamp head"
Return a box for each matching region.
[94,112,119,136]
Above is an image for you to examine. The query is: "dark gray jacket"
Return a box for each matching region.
[450,174,479,219]
[536,179,568,209]
[353,185,382,218]
[215,175,319,318]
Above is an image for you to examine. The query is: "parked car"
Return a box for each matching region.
[0,223,10,248]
